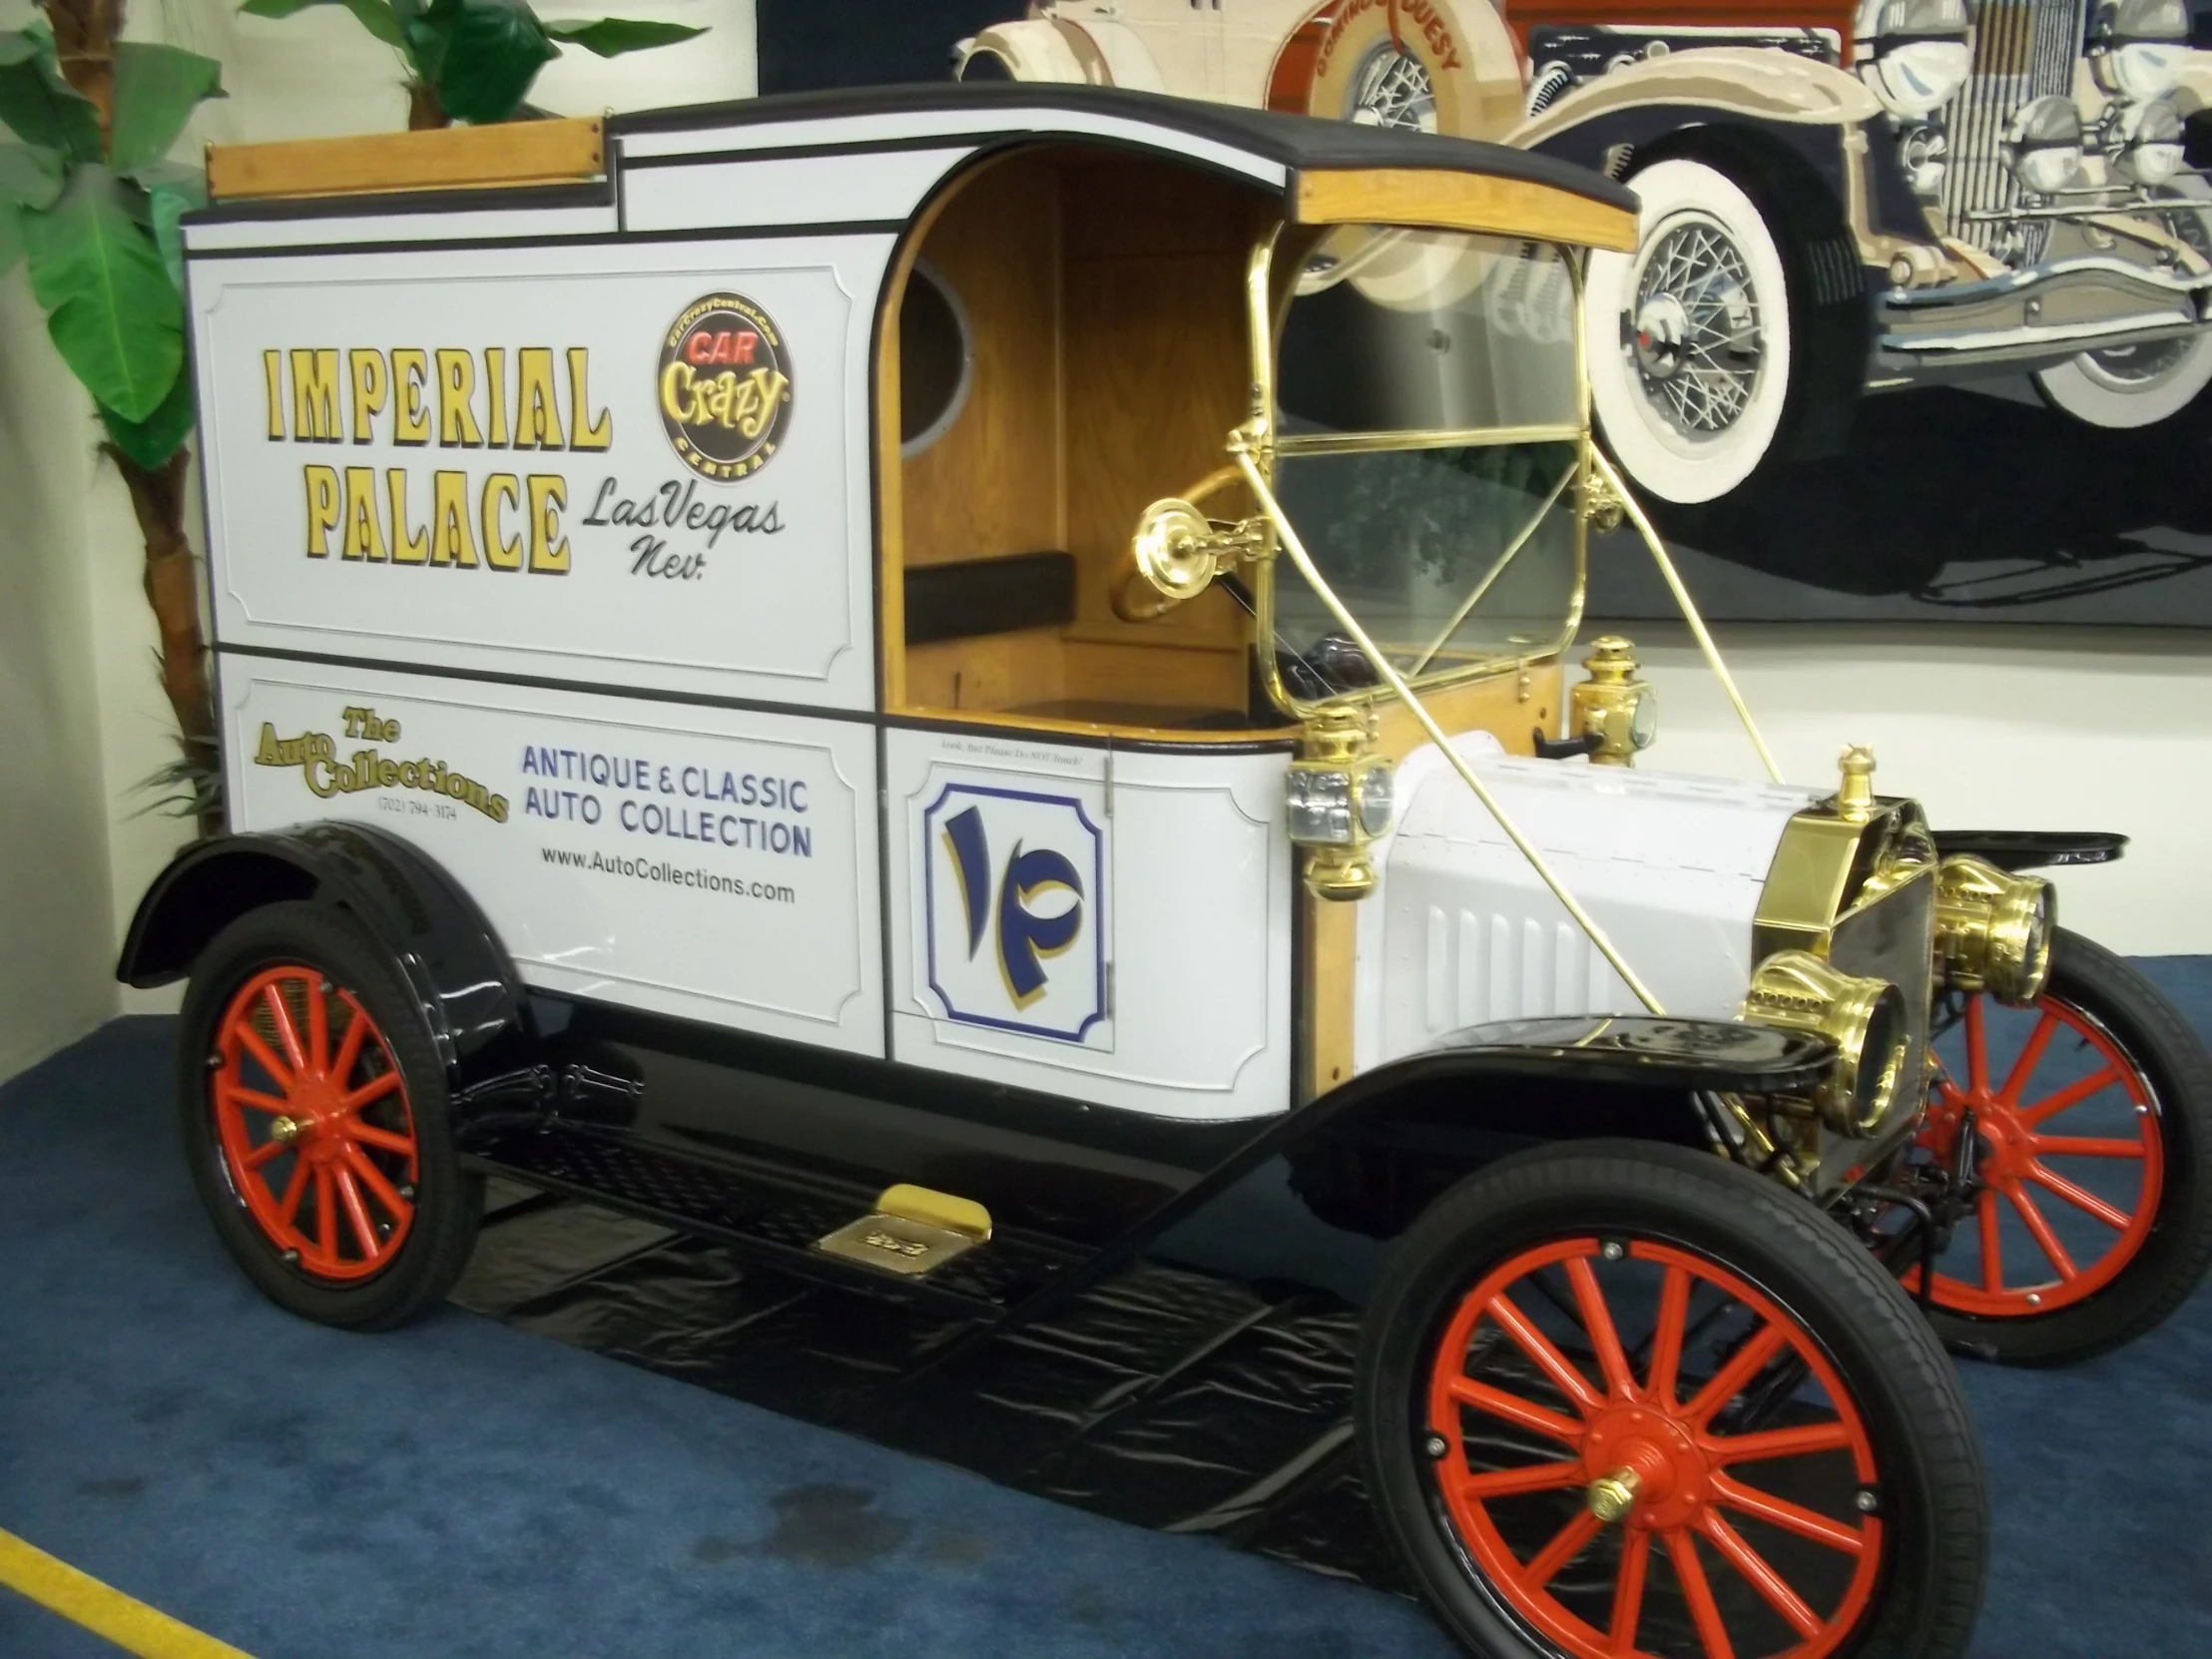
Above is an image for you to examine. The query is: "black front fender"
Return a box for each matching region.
[1932,830,2127,873]
[117,823,527,1078]
[1019,1016,1836,1306]
[1311,1014,1831,1122]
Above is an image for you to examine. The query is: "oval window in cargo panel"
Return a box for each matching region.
[899,262,973,458]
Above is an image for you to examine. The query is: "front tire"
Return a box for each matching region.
[177,901,483,1331]
[1358,1142,1986,1659]
[1915,926,2212,1365]
[1586,160,1793,505]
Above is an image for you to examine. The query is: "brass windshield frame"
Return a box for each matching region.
[1243,227,1593,723]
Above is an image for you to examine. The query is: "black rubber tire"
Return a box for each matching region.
[1926,927,2212,1367]
[176,900,482,1332]
[1358,1141,1986,1659]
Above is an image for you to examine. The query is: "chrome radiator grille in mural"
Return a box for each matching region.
[1939,0,2084,261]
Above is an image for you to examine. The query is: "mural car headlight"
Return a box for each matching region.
[2003,96,2086,195]
[1899,124,1950,197]
[1936,854,2055,1004]
[1741,950,1914,1134]
[2113,97,2187,186]
[1859,0,1972,120]
[2089,0,2192,102]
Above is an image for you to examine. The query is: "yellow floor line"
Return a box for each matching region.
[0,1527,256,1659]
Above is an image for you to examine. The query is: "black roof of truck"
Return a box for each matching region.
[607,81,1640,216]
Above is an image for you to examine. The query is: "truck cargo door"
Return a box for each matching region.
[882,727,1294,1121]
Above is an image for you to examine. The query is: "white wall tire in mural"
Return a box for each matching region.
[2032,179,2212,430]
[1305,3,1467,136]
[1585,159,1793,506]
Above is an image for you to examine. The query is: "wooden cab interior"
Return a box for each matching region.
[877,145,1291,739]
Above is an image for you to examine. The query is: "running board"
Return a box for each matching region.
[460,1125,1074,1319]
[815,1185,993,1278]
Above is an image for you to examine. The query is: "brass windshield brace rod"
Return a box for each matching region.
[1233,442,1667,1016]
[1590,448,1784,786]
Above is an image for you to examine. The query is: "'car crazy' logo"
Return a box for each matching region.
[922,784,1106,1044]
[658,292,793,480]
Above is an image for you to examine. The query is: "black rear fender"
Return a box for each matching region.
[117,823,531,1086]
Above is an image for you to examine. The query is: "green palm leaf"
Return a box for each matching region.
[22,166,184,423]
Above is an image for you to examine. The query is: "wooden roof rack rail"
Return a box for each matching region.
[206,117,606,204]
[1292,168,1637,253]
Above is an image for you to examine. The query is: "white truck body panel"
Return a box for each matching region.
[187,103,1304,1115]
[221,659,885,1054]
[189,236,885,711]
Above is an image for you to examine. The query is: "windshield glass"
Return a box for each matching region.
[1265,229,1584,704]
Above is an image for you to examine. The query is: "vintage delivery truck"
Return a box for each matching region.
[123,84,2210,1659]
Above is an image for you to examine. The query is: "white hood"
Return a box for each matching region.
[1355,734,1822,1074]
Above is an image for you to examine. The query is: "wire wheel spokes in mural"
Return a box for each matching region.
[1358,1148,1986,1659]
[210,964,421,1281]
[1911,928,2212,1364]
[2031,177,2212,429]
[1632,216,1765,441]
[1347,41,1437,132]
[1584,160,1800,506]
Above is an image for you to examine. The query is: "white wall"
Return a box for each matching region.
[1614,624,2212,956]
[0,267,119,1079]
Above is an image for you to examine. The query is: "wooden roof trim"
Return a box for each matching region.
[207,118,606,203]
[1291,168,1637,254]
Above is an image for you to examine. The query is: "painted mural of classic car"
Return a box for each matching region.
[956,1,2212,505]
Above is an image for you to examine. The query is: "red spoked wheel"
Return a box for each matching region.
[1427,1239,1882,1659]
[1904,927,2212,1366]
[209,964,419,1281]
[1358,1144,1987,1659]
[1914,991,2158,1318]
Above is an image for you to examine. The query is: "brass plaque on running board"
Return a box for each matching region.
[815,1213,983,1278]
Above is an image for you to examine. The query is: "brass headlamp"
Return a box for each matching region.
[1286,707,1393,901]
[1568,636,1658,766]
[1935,854,2054,1004]
[1741,950,1913,1134]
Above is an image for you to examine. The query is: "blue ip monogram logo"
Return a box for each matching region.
[922,783,1106,1043]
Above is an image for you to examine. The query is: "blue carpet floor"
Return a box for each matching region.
[4,974,2211,1658]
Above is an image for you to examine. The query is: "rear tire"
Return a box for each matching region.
[177,901,482,1332]
[1358,1141,1985,1659]
[1916,927,2212,1365]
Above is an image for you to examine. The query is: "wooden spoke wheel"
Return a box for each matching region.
[1425,1238,1882,1659]
[179,902,482,1331]
[1913,927,2212,1366]
[1359,1143,1986,1659]
[210,965,420,1281]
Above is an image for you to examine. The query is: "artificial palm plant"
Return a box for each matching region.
[240,0,705,129]
[0,2,225,829]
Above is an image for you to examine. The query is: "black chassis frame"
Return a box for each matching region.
[124,822,1847,1331]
